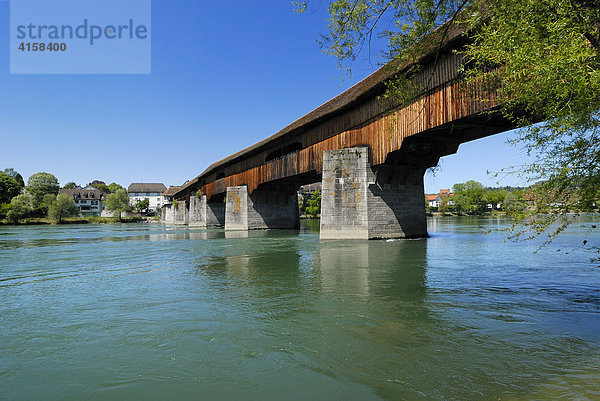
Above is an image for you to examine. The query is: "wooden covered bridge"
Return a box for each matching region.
[165,25,514,239]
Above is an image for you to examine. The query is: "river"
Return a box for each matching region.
[1,217,599,400]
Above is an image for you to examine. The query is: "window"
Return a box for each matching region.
[91,201,98,205]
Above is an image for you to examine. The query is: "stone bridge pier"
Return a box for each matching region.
[225,184,299,231]
[188,195,225,228]
[171,201,189,225]
[320,146,440,240]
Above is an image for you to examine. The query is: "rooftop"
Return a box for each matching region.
[128,183,167,194]
[59,188,107,200]
[162,186,182,197]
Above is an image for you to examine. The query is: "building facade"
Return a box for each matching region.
[128,183,167,212]
[59,188,108,216]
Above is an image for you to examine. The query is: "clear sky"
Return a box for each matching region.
[0,0,531,193]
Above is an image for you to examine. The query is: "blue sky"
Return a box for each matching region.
[0,0,531,193]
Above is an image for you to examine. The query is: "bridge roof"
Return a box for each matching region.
[177,17,465,196]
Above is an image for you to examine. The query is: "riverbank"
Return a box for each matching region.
[427,210,600,218]
[427,211,494,217]
[0,216,159,226]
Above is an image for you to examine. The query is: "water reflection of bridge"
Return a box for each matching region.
[191,232,431,399]
[189,230,429,305]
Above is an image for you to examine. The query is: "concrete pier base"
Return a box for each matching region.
[188,195,225,228]
[188,195,205,227]
[173,201,189,225]
[162,204,176,224]
[320,147,427,240]
[225,185,299,231]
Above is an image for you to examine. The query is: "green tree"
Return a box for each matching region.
[438,193,450,213]
[453,181,486,215]
[63,182,78,189]
[504,191,526,212]
[91,183,110,193]
[484,190,506,210]
[305,190,321,218]
[0,203,10,220]
[26,172,59,212]
[42,193,57,211]
[135,198,150,213]
[108,183,124,193]
[0,172,21,204]
[48,193,79,223]
[105,188,132,221]
[3,168,24,188]
[300,0,600,244]
[6,194,32,224]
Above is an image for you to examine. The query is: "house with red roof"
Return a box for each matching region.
[426,189,455,208]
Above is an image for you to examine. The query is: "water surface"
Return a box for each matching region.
[1,217,599,400]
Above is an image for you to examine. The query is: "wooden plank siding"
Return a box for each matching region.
[179,51,500,200]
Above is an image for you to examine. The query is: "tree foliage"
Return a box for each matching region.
[438,193,450,213]
[105,188,132,220]
[91,183,110,193]
[3,168,24,188]
[452,180,486,214]
[305,190,322,218]
[300,0,600,247]
[135,198,150,213]
[6,194,32,224]
[503,191,526,212]
[0,203,10,219]
[108,183,125,193]
[428,184,526,213]
[63,182,78,189]
[26,172,59,211]
[88,181,122,193]
[47,193,79,223]
[484,190,506,210]
[463,0,600,243]
[0,172,21,204]
[42,193,57,210]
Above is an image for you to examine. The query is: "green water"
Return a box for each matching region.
[1,217,599,400]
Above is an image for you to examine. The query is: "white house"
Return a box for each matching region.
[59,188,108,216]
[426,189,455,208]
[128,183,167,212]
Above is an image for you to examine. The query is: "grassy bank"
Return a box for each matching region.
[427,211,600,218]
[0,216,158,226]
[427,211,514,217]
